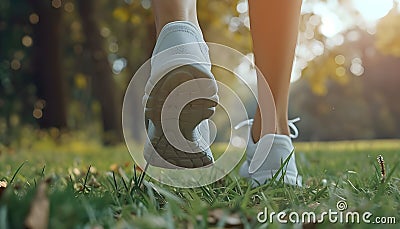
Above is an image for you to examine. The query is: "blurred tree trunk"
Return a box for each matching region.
[124,16,156,142]
[30,0,67,129]
[77,0,122,144]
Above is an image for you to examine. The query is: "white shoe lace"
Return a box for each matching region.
[288,117,300,139]
[234,117,300,139]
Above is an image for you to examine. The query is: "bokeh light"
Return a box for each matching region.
[109,42,119,53]
[22,35,33,47]
[10,60,21,70]
[336,66,346,77]
[52,0,62,9]
[335,55,345,65]
[64,2,74,13]
[112,58,127,74]
[350,57,364,76]
[141,0,151,10]
[100,27,111,38]
[352,0,393,22]
[29,13,39,24]
[33,109,43,119]
[236,1,248,14]
[35,99,46,110]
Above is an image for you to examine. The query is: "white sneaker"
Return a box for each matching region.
[143,21,219,169]
[235,118,302,186]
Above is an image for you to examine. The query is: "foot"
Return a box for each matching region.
[143,21,219,169]
[236,118,302,186]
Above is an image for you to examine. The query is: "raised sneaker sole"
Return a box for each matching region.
[144,64,218,169]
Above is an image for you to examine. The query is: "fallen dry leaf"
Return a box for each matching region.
[74,183,84,191]
[88,177,101,188]
[208,209,244,228]
[209,208,224,218]
[307,202,320,210]
[303,222,317,229]
[124,161,130,168]
[24,181,49,229]
[109,163,119,172]
[0,180,7,188]
[225,213,242,226]
[0,180,7,198]
[72,167,81,176]
[207,216,216,224]
[89,166,98,174]
[91,226,104,229]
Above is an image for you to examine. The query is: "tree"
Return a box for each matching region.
[30,0,67,129]
[77,0,123,144]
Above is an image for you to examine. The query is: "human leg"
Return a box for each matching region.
[151,0,200,36]
[143,0,218,168]
[249,0,302,141]
[237,0,303,186]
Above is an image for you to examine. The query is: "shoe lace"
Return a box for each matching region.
[234,117,300,139]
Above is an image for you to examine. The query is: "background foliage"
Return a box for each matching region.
[1,0,400,144]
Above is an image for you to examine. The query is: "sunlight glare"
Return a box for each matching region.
[352,0,393,22]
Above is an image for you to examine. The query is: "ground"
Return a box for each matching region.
[0,131,399,228]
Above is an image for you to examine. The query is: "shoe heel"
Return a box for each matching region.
[145,65,218,140]
[144,65,218,168]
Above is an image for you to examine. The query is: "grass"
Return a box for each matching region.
[0,131,399,228]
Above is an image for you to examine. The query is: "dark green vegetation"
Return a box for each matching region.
[2,0,400,145]
[1,137,399,228]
